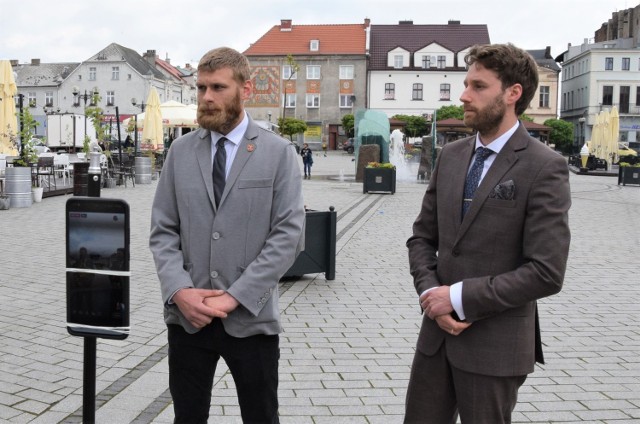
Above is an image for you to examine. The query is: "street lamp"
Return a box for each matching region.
[131,98,146,154]
[72,86,99,149]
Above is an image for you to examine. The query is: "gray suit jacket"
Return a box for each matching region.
[407,123,571,377]
[149,118,305,337]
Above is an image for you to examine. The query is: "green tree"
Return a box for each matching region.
[281,54,300,135]
[435,105,464,121]
[13,108,39,166]
[278,117,307,142]
[342,114,354,137]
[544,119,573,154]
[84,91,108,142]
[519,113,534,122]
[392,114,428,138]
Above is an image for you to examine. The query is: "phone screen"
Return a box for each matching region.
[66,198,130,339]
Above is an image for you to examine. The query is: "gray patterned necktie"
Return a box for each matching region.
[462,146,493,217]
[213,137,227,207]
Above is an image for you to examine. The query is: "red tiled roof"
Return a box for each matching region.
[369,22,490,69]
[156,58,184,81]
[244,21,368,56]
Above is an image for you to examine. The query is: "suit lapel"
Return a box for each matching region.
[457,127,523,237]
[195,129,216,209]
[219,122,260,206]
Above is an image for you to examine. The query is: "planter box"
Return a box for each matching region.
[363,167,396,194]
[283,207,336,280]
[618,166,640,186]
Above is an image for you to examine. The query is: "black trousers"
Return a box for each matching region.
[168,320,280,424]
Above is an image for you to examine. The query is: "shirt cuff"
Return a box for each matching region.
[450,282,465,320]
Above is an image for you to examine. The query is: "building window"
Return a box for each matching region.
[620,86,630,113]
[636,87,640,106]
[112,66,120,80]
[394,55,403,69]
[422,56,431,69]
[106,91,115,106]
[412,83,423,100]
[602,85,613,105]
[306,93,320,108]
[310,40,319,51]
[284,93,296,108]
[440,83,450,101]
[622,57,631,70]
[89,67,96,81]
[306,65,320,80]
[28,92,36,107]
[283,65,297,80]
[384,83,395,99]
[437,55,446,69]
[539,86,550,108]
[605,57,613,70]
[339,94,354,108]
[45,91,53,107]
[339,65,354,79]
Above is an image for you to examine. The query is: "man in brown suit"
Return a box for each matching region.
[404,44,571,423]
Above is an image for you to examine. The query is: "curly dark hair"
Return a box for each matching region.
[465,44,539,116]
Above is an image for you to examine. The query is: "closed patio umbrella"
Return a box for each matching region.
[141,87,163,150]
[608,106,620,166]
[0,60,18,155]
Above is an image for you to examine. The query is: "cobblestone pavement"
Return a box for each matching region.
[0,150,639,423]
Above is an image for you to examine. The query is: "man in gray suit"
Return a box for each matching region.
[150,47,305,423]
[404,44,571,423]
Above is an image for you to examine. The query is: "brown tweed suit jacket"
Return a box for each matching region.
[407,123,571,377]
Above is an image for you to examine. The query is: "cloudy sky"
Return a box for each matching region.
[0,0,632,67]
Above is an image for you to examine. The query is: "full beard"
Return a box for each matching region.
[463,94,506,137]
[197,93,243,134]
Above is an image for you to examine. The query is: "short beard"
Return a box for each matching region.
[464,93,506,137]
[197,90,243,134]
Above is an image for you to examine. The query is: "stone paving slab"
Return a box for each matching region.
[1,151,639,423]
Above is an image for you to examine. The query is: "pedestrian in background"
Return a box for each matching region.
[404,43,571,423]
[300,142,313,178]
[149,46,305,424]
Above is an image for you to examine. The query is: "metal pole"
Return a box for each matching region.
[82,336,97,424]
[431,110,437,171]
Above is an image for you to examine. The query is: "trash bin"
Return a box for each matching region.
[283,206,336,280]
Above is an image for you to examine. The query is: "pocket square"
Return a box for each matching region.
[489,180,515,200]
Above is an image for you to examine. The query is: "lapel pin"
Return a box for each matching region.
[247,143,256,152]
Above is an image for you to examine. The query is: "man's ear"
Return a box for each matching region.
[506,83,523,106]
[242,80,253,101]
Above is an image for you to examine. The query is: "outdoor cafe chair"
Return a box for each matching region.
[54,154,70,186]
[113,157,135,187]
[36,156,57,191]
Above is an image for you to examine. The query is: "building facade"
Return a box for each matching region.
[558,37,640,150]
[367,20,490,120]
[244,19,369,150]
[12,43,194,139]
[526,47,561,124]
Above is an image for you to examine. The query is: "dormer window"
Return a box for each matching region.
[310,40,319,52]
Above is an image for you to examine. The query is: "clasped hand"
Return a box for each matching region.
[173,288,239,329]
[420,286,471,336]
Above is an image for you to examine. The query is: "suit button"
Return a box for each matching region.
[212,232,220,240]
[210,271,218,278]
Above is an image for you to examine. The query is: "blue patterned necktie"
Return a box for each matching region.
[462,146,493,217]
[212,137,227,207]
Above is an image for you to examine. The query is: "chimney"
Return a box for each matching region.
[165,52,171,65]
[399,20,413,25]
[31,58,40,65]
[364,18,371,28]
[545,46,551,59]
[10,59,18,66]
[143,49,157,66]
[448,20,461,25]
[281,19,292,31]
